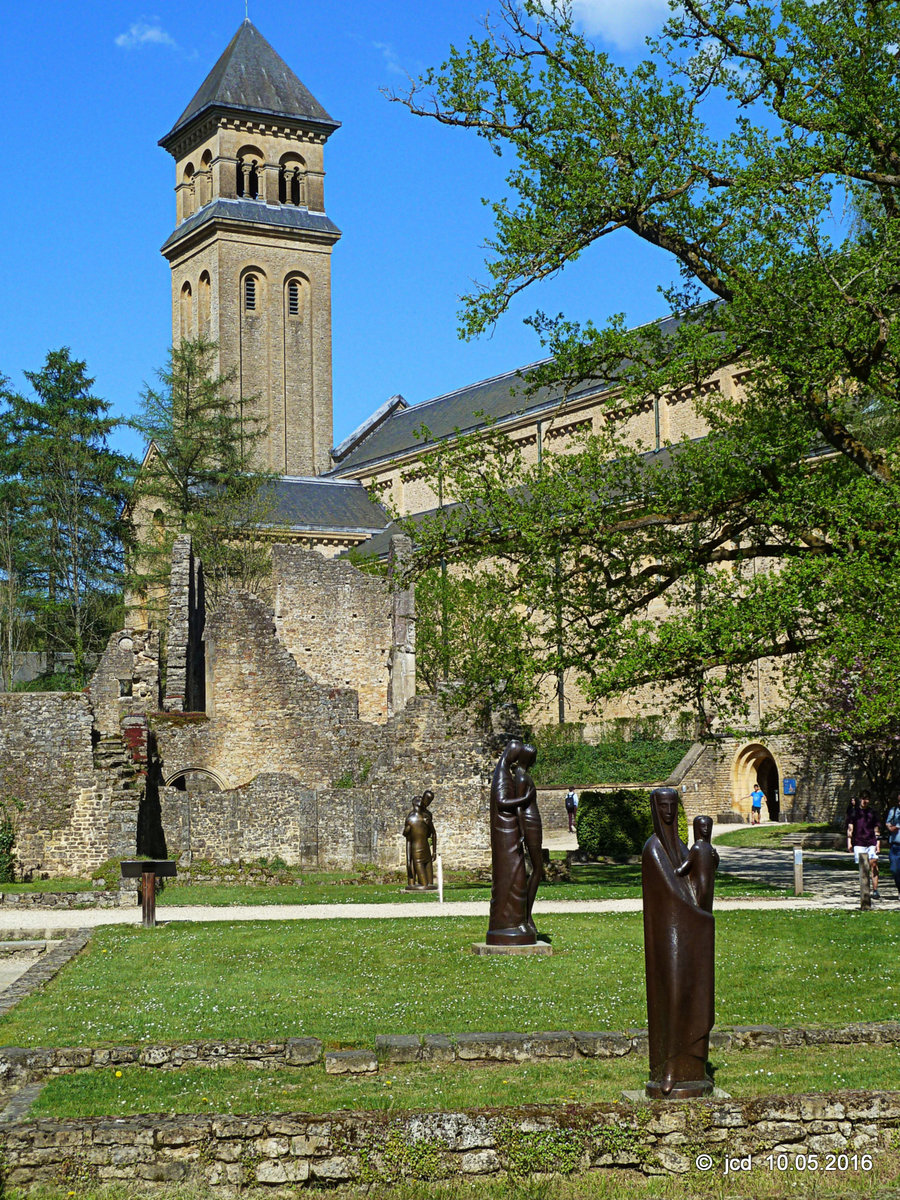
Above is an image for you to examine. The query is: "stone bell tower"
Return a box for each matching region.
[159,20,340,476]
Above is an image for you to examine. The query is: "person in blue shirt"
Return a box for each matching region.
[750,783,765,825]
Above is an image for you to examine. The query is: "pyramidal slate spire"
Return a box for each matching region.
[161,20,338,146]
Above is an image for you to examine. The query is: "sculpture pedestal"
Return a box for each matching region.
[644,1078,713,1100]
[623,1085,729,1104]
[470,942,553,956]
[404,885,438,892]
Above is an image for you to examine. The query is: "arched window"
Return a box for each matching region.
[198,271,211,334]
[180,162,195,221]
[236,146,263,200]
[244,275,257,312]
[287,279,301,317]
[180,281,193,338]
[279,153,307,206]
[198,150,213,207]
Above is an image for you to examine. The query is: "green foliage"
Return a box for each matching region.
[496,1123,586,1176]
[129,338,275,615]
[391,1,900,736]
[0,799,20,884]
[414,562,542,715]
[532,740,692,787]
[575,790,687,857]
[0,349,132,686]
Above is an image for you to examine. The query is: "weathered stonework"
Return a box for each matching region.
[2,1092,897,1193]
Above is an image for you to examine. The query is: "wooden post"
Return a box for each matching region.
[793,846,803,896]
[141,869,157,928]
[859,854,872,910]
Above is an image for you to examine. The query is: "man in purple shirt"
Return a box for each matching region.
[847,792,882,898]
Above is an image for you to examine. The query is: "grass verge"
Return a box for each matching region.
[715,824,836,849]
[0,911,896,1048]
[27,1043,900,1120]
[155,865,782,907]
[7,1157,900,1200]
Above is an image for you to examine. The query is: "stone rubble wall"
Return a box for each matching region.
[2,1092,898,1193]
[272,543,395,723]
[3,1022,899,1089]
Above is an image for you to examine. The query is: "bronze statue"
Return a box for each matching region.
[486,739,543,945]
[403,789,437,889]
[642,787,717,1098]
[516,744,543,936]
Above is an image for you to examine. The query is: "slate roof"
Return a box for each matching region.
[264,477,390,535]
[160,20,338,147]
[161,198,341,255]
[328,314,692,476]
[328,361,602,475]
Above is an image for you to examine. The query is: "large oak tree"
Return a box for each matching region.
[393,0,900,740]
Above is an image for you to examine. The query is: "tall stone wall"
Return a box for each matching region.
[272,541,413,722]
[0,693,140,877]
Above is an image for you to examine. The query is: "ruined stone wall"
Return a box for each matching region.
[163,535,204,713]
[154,590,363,791]
[272,544,394,722]
[0,693,140,877]
[85,629,160,737]
[160,774,319,866]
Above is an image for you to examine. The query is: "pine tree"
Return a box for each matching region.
[129,337,275,615]
[0,349,133,685]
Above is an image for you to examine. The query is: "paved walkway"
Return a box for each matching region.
[0,825,882,932]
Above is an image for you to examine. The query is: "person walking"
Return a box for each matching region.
[885,796,900,899]
[750,783,765,825]
[847,792,882,899]
[564,787,578,833]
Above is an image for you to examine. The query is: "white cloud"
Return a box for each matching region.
[115,22,177,51]
[373,41,406,77]
[557,0,673,50]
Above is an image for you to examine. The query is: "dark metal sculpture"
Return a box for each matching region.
[642,788,717,1098]
[120,859,177,928]
[403,789,437,889]
[486,739,543,945]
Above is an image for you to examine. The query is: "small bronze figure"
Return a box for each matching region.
[642,787,717,1099]
[403,789,437,889]
[486,739,543,945]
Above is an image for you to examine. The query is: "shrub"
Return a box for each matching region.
[0,799,22,883]
[576,790,688,857]
[531,739,693,786]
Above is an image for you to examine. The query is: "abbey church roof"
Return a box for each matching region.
[160,20,339,147]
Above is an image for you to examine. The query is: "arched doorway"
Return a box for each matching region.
[732,743,781,821]
[163,768,225,793]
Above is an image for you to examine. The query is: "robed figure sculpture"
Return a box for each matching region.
[486,738,542,945]
[403,790,438,890]
[642,787,718,1098]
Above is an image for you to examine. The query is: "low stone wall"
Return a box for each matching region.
[0,891,128,910]
[2,1092,898,1193]
[3,1022,899,1089]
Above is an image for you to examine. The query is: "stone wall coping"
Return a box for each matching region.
[1,1090,897,1190]
[3,1020,899,1085]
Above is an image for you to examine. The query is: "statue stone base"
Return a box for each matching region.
[404,884,438,892]
[645,1077,712,1100]
[470,941,553,956]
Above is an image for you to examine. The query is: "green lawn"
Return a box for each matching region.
[27,1043,900,1121]
[715,823,836,849]
[155,864,782,907]
[0,911,896,1049]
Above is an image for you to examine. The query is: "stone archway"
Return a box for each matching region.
[732,743,781,821]
[163,767,226,792]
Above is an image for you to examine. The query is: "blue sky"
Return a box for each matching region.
[0,1,675,459]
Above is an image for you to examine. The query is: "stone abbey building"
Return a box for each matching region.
[0,22,849,878]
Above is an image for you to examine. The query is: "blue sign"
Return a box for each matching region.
[783,778,797,795]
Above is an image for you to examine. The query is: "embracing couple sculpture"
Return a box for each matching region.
[486,737,543,946]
